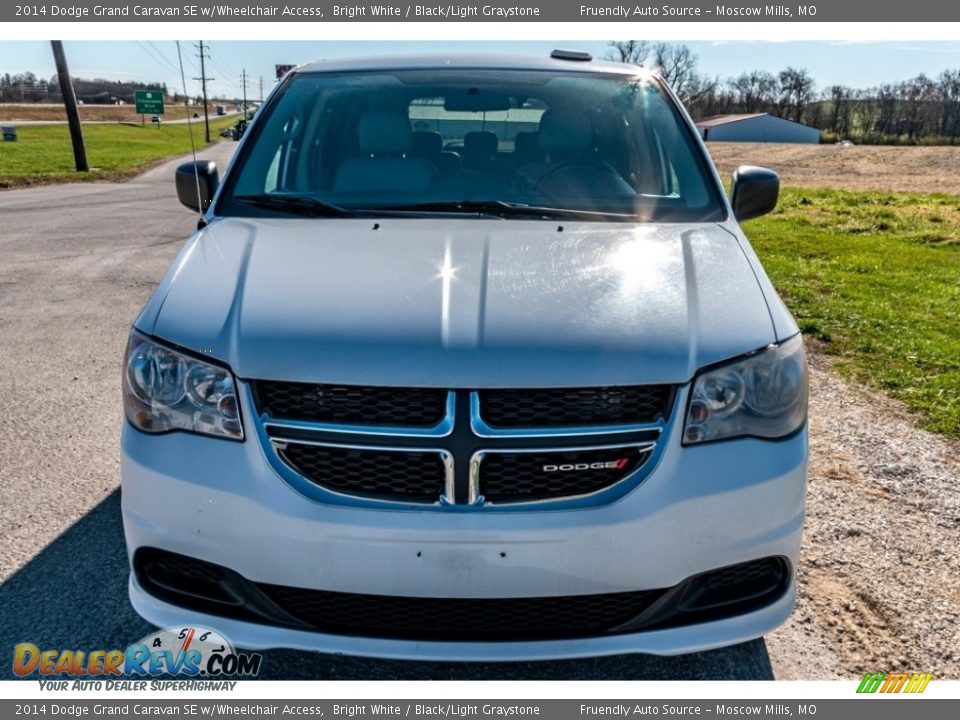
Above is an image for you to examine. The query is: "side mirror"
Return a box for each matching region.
[730,165,779,221]
[175,160,219,213]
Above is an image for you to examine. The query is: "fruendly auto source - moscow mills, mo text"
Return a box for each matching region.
[578,4,814,18]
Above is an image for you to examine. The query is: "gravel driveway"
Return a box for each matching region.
[766,351,960,679]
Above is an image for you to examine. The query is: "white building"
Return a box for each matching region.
[696,113,821,144]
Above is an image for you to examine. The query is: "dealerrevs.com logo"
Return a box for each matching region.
[13,626,262,683]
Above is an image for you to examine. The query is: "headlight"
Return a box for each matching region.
[683,334,807,445]
[123,331,243,440]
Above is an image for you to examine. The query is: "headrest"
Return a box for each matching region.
[411,130,443,157]
[359,110,412,155]
[463,131,498,158]
[514,131,541,158]
[538,110,594,155]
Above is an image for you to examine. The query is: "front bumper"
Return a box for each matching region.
[121,402,807,660]
[128,569,796,661]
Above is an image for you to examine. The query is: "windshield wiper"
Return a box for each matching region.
[368,200,635,221]
[234,194,357,218]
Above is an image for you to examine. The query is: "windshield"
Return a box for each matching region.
[219,68,725,222]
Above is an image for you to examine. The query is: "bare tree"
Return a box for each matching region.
[652,43,705,103]
[728,71,779,113]
[606,40,652,66]
[778,67,815,122]
[606,40,715,106]
[825,85,854,138]
[937,70,960,140]
[687,83,730,118]
[874,83,898,136]
[898,74,937,140]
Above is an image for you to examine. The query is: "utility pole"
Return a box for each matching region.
[259,75,263,104]
[241,68,248,121]
[50,41,88,172]
[193,41,213,144]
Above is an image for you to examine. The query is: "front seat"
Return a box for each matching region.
[461,131,499,173]
[333,110,437,195]
[517,110,634,200]
[411,130,461,173]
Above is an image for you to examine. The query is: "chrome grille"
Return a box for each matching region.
[276,441,451,503]
[475,445,653,504]
[477,386,673,429]
[255,384,672,509]
[254,381,448,428]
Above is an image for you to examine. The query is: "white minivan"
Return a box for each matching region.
[121,51,808,660]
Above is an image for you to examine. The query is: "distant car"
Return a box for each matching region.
[151,115,161,124]
[219,128,235,139]
[836,139,854,147]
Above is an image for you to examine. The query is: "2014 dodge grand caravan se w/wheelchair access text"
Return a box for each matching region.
[122,51,808,660]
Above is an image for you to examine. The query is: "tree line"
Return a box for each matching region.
[6,48,960,144]
[608,41,960,145]
[0,73,212,105]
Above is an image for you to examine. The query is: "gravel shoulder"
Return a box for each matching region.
[708,141,960,678]
[767,350,960,679]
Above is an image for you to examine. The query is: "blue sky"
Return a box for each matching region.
[1,40,959,100]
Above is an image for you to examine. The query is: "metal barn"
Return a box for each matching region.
[696,113,821,143]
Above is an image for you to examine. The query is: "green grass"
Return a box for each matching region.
[744,187,960,437]
[0,116,237,188]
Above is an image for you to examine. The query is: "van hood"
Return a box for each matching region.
[140,217,775,387]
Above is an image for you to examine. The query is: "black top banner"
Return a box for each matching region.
[3,1,957,22]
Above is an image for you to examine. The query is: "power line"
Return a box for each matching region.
[210,62,237,86]
[146,41,182,75]
[204,46,237,82]
[135,41,179,76]
[193,41,213,144]
[208,70,240,97]
[175,40,203,219]
[177,46,201,77]
[134,41,193,100]
[241,68,248,119]
[203,43,242,98]
[205,57,234,82]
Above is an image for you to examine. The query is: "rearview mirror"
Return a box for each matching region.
[443,89,512,113]
[175,160,219,212]
[730,165,779,221]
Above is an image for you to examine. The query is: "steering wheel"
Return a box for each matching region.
[531,158,619,193]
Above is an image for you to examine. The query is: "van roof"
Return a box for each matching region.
[296,53,646,76]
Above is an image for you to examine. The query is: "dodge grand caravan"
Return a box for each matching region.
[121,51,808,660]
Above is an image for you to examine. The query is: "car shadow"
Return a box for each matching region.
[1,490,774,680]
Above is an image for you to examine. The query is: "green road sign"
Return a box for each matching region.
[134,90,164,115]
